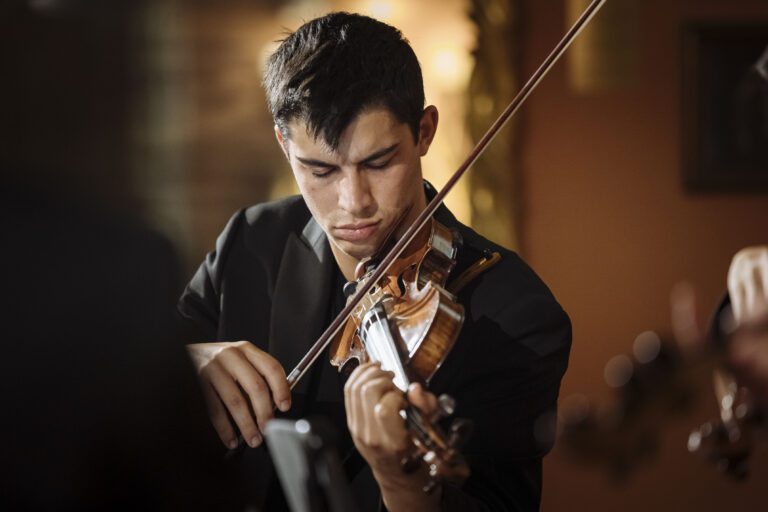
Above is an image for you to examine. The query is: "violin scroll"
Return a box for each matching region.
[399,398,473,493]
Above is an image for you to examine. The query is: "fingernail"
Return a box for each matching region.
[279,400,291,411]
[250,435,262,447]
[228,439,238,450]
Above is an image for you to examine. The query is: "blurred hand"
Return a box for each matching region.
[344,362,440,511]
[727,246,768,407]
[728,246,768,322]
[186,341,291,449]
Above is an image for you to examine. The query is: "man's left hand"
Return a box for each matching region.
[344,362,441,511]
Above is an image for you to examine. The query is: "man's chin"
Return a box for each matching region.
[337,241,377,261]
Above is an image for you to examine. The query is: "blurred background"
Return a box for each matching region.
[2,0,768,510]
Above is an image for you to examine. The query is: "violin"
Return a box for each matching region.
[281,0,609,493]
[330,218,472,491]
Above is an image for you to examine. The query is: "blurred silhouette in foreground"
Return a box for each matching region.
[0,188,239,510]
[0,2,241,509]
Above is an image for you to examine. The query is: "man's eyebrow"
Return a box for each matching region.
[295,156,336,168]
[295,143,398,168]
[357,143,398,164]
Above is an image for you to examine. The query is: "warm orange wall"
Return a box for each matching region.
[518,1,768,510]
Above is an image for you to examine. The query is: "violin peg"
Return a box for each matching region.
[448,418,473,449]
[437,394,456,418]
[343,281,357,298]
[354,258,371,280]
[422,479,439,494]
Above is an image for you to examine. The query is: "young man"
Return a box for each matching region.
[179,12,571,511]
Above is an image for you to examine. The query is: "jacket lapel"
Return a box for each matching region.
[269,217,334,396]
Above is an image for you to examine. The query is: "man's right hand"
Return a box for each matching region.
[186,341,291,449]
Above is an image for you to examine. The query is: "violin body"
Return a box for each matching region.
[330,218,464,389]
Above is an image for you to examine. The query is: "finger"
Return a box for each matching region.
[349,365,394,407]
[344,363,373,427]
[407,383,438,416]
[374,390,409,452]
[744,262,759,320]
[729,255,747,321]
[239,343,292,412]
[730,280,747,322]
[345,363,385,415]
[749,263,767,318]
[344,362,380,430]
[759,250,768,304]
[219,349,274,433]
[346,361,382,391]
[201,380,238,449]
[345,366,392,441]
[359,375,398,445]
[205,362,262,448]
[360,374,398,409]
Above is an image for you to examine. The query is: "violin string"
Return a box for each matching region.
[285,0,608,390]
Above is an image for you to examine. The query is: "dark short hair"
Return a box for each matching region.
[263,12,425,149]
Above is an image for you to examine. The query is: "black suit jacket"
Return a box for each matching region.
[179,185,572,511]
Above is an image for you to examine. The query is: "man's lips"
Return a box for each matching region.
[333,221,381,242]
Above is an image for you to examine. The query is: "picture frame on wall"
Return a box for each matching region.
[682,23,768,192]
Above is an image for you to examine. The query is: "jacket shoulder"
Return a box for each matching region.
[240,194,312,246]
[198,195,311,274]
[177,195,313,340]
[454,223,556,303]
[454,223,571,352]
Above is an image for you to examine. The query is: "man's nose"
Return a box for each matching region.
[338,170,375,218]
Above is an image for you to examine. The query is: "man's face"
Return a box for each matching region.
[277,107,437,262]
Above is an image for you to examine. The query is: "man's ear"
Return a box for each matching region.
[417,105,439,156]
[274,125,290,159]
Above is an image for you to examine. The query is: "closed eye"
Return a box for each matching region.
[360,144,398,170]
[365,159,392,170]
[296,155,337,178]
[311,166,337,178]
